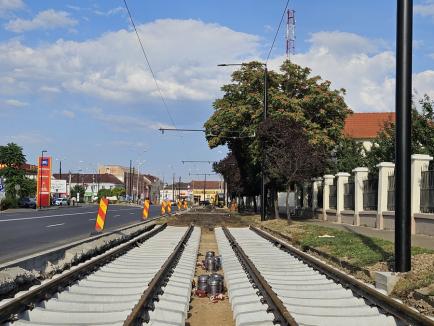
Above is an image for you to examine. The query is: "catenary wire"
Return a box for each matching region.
[122,0,177,128]
[265,0,290,64]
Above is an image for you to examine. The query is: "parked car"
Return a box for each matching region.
[18,197,36,209]
[54,197,69,206]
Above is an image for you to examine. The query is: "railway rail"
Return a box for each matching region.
[218,226,434,326]
[0,223,199,325]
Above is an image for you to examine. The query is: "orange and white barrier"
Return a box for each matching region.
[143,199,150,220]
[177,200,181,210]
[183,200,188,209]
[95,198,108,232]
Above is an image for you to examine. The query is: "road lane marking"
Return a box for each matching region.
[130,213,135,215]
[0,208,142,223]
[114,214,121,217]
[89,218,95,221]
[46,223,65,228]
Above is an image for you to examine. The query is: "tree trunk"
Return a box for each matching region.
[253,196,257,213]
[286,184,292,222]
[271,187,279,219]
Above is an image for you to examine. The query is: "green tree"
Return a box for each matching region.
[97,188,112,198]
[0,143,33,201]
[332,137,367,173]
[71,185,85,202]
[365,95,434,170]
[111,187,126,198]
[205,60,350,217]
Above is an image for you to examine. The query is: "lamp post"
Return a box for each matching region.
[218,63,268,220]
[39,150,47,208]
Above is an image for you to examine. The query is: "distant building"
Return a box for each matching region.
[191,180,224,204]
[160,182,192,203]
[53,173,123,201]
[344,112,395,151]
[97,165,129,182]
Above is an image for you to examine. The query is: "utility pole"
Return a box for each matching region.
[395,0,413,272]
[129,160,132,199]
[172,173,175,202]
[59,160,62,179]
[178,176,181,200]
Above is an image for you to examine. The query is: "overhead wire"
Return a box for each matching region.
[122,0,177,128]
[265,0,290,64]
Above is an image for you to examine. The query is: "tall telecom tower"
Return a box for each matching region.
[286,9,296,59]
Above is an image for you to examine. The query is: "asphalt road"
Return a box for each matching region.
[0,204,163,264]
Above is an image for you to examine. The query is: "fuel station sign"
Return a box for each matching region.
[37,156,51,208]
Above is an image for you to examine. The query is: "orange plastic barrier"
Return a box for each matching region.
[177,200,181,210]
[143,199,150,220]
[167,200,172,215]
[95,198,108,232]
[183,200,188,209]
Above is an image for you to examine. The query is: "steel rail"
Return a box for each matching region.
[0,223,168,324]
[250,226,434,326]
[124,224,194,325]
[222,226,298,326]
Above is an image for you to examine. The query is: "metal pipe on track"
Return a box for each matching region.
[0,223,168,324]
[124,224,194,325]
[250,226,434,326]
[222,226,298,326]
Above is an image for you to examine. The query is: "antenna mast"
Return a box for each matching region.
[286,9,296,59]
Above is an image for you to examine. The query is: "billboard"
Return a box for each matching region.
[51,179,67,194]
[37,156,51,207]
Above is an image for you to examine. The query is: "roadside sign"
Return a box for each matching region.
[50,179,67,194]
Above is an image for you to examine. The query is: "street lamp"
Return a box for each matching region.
[218,62,268,220]
[39,150,47,209]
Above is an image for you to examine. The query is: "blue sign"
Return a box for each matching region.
[41,159,49,166]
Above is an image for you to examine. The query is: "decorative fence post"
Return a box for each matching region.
[336,172,350,224]
[411,154,433,234]
[376,162,395,229]
[322,175,334,221]
[312,178,322,211]
[352,167,369,226]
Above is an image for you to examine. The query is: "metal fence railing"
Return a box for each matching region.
[344,177,355,210]
[363,176,378,211]
[420,170,434,213]
[387,174,395,211]
[329,181,337,210]
[317,184,323,209]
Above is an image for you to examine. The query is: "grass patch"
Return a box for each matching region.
[261,219,433,268]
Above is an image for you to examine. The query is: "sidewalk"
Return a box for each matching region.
[300,219,434,250]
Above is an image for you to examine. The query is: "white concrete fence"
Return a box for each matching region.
[298,154,434,236]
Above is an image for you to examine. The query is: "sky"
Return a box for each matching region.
[0,0,433,183]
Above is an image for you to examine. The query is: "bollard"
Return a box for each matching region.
[94,197,108,233]
[177,200,181,211]
[183,200,188,209]
[143,199,150,220]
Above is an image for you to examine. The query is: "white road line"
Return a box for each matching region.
[114,214,121,217]
[130,213,135,215]
[0,208,140,223]
[88,218,95,221]
[46,223,65,228]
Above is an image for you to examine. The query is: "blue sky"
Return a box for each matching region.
[0,0,433,182]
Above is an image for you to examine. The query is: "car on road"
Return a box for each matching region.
[18,197,36,209]
[54,198,69,206]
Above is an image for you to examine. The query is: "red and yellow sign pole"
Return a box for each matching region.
[161,200,166,215]
[95,198,108,232]
[167,200,172,215]
[143,199,150,220]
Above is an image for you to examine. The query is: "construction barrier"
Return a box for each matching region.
[177,200,181,211]
[161,200,166,215]
[143,199,150,220]
[183,200,188,209]
[167,200,172,215]
[95,198,109,232]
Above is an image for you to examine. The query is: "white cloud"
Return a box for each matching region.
[61,110,75,118]
[5,9,77,32]
[7,132,53,145]
[0,0,23,15]
[0,19,259,103]
[94,7,125,16]
[4,98,27,107]
[415,0,434,17]
[85,107,174,131]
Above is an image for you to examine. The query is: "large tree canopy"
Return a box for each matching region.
[205,60,351,216]
[365,95,434,170]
